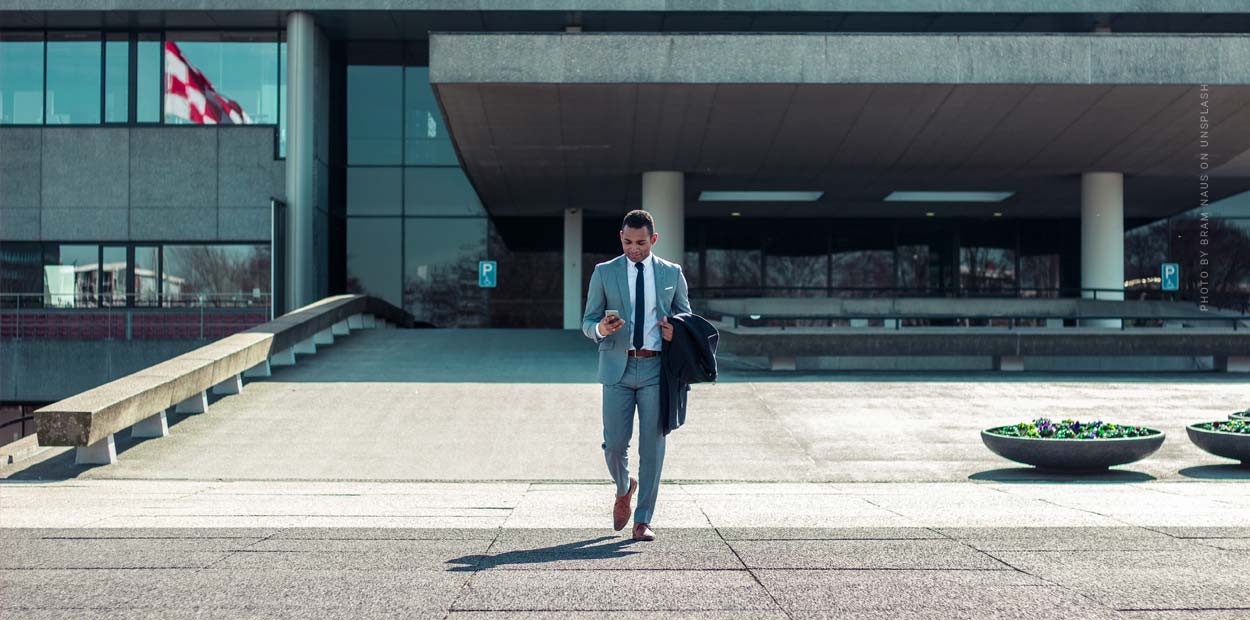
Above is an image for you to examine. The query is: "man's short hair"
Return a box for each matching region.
[621,210,655,236]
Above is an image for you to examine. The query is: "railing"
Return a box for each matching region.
[0,293,271,341]
[691,286,1249,313]
[710,313,1246,331]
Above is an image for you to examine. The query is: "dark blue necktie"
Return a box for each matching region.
[633,261,645,350]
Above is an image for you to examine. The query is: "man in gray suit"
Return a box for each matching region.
[582,209,692,542]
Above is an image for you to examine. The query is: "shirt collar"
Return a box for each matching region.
[627,254,654,271]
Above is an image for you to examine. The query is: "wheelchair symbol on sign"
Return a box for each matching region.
[479,261,497,288]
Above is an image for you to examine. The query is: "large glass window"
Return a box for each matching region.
[959,221,1017,293]
[278,37,286,156]
[104,34,129,123]
[346,218,402,309]
[44,245,99,308]
[831,221,895,294]
[161,244,270,306]
[1125,219,1170,297]
[0,32,45,124]
[0,242,43,306]
[404,168,486,216]
[704,220,762,294]
[403,218,489,327]
[489,218,562,328]
[136,33,161,122]
[403,67,456,165]
[165,32,279,126]
[763,220,828,296]
[101,246,127,306]
[347,168,403,216]
[134,245,160,306]
[45,32,102,124]
[347,65,402,164]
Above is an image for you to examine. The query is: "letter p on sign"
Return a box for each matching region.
[1161,263,1179,291]
[479,261,497,288]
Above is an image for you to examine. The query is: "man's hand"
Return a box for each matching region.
[659,316,673,342]
[599,314,623,336]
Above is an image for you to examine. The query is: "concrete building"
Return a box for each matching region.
[3,2,1250,403]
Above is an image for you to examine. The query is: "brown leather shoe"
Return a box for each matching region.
[632,522,655,541]
[613,477,637,531]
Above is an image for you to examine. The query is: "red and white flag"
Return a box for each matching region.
[164,41,252,125]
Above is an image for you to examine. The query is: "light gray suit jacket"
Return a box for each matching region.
[582,254,693,385]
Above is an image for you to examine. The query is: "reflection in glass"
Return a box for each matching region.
[165,33,278,125]
[101,247,127,306]
[488,219,561,328]
[136,35,161,122]
[831,223,894,294]
[0,33,44,124]
[897,244,930,292]
[959,222,1016,292]
[347,167,403,215]
[161,244,269,306]
[1172,215,1250,303]
[764,221,827,297]
[278,39,286,157]
[45,245,98,308]
[46,33,102,124]
[1125,219,1169,295]
[0,242,42,307]
[104,35,129,122]
[347,218,402,308]
[1019,255,1060,296]
[403,218,488,327]
[134,246,159,306]
[403,67,457,165]
[404,167,485,216]
[347,65,402,164]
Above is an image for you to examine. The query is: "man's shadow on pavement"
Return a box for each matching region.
[446,536,640,572]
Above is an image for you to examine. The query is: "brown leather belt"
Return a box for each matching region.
[627,349,660,358]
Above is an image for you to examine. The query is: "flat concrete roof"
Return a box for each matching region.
[431,33,1250,218]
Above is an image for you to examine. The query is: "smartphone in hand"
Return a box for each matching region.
[604,310,620,323]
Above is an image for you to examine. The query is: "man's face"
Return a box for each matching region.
[620,226,659,262]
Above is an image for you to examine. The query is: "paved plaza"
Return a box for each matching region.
[2,330,1248,619]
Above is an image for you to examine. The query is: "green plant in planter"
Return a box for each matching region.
[1231,410,1250,421]
[1196,419,1250,434]
[988,418,1157,440]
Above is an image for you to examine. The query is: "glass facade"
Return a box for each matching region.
[0,30,282,153]
[0,242,268,309]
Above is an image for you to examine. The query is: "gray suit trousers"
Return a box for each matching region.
[601,355,666,525]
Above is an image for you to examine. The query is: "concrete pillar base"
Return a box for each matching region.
[348,314,364,330]
[75,434,116,465]
[332,320,350,336]
[270,348,297,366]
[362,314,377,329]
[995,356,1025,372]
[294,337,317,355]
[1216,356,1250,373]
[770,355,797,371]
[212,374,243,396]
[314,328,335,345]
[131,411,169,439]
[175,391,208,414]
[244,359,272,378]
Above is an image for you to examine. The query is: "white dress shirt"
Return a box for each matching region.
[596,254,661,350]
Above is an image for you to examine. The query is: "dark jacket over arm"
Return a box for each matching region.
[659,313,720,435]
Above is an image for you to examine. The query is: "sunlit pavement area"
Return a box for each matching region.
[2,330,1248,619]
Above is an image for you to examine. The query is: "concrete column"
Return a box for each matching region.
[642,171,685,264]
[285,12,317,312]
[564,208,584,330]
[347,314,364,329]
[314,328,334,345]
[332,320,350,336]
[294,337,317,355]
[1080,172,1125,328]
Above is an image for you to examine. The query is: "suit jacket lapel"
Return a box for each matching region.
[653,259,668,319]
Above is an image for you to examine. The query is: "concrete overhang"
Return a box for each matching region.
[431,33,1250,219]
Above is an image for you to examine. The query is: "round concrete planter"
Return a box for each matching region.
[1186,424,1250,465]
[980,429,1165,471]
[1230,411,1250,421]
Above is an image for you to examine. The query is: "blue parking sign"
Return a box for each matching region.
[479,261,497,288]
[1161,263,1179,291]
